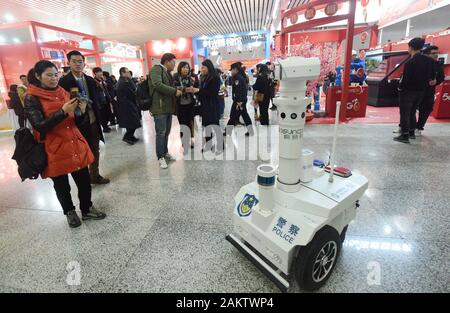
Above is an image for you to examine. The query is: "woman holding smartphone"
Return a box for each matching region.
[173,61,196,151]
[24,60,106,228]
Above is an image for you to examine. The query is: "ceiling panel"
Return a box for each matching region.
[1,0,280,45]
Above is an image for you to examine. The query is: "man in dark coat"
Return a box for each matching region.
[59,50,110,184]
[416,45,446,134]
[93,67,113,133]
[104,71,118,125]
[116,67,141,145]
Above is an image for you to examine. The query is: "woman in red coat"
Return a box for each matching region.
[24,60,106,228]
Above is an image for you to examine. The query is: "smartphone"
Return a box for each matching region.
[70,87,79,99]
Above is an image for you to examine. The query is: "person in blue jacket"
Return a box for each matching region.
[349,50,366,85]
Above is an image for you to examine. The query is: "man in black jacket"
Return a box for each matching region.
[59,50,110,184]
[394,38,435,144]
[93,67,113,133]
[416,45,445,134]
[226,62,253,136]
[103,71,118,125]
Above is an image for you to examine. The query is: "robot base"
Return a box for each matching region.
[227,171,368,292]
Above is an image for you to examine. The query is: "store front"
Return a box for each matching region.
[0,21,143,130]
[192,31,271,72]
[144,37,194,72]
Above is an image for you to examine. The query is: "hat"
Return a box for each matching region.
[352,50,357,55]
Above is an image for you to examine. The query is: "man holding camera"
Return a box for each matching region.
[59,50,110,184]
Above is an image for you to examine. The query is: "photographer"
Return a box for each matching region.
[24,60,106,228]
[59,50,110,184]
[173,61,196,151]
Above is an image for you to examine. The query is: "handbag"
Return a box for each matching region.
[12,127,47,181]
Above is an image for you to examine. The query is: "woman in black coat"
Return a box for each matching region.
[8,84,26,128]
[252,64,271,126]
[192,59,221,153]
[173,61,196,150]
[115,68,141,145]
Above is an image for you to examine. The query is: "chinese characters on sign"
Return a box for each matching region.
[272,217,300,244]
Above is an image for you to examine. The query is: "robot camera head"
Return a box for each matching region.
[274,57,320,82]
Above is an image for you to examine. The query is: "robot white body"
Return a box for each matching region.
[226,57,369,291]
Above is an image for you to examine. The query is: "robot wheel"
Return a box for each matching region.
[294,226,343,291]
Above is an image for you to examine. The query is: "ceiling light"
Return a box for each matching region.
[0,36,6,43]
[13,37,20,43]
[177,37,187,50]
[4,13,15,23]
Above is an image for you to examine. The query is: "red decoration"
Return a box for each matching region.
[325,2,339,16]
[356,68,365,78]
[361,0,369,7]
[305,7,316,20]
[290,13,298,24]
[360,31,368,43]
[282,17,288,28]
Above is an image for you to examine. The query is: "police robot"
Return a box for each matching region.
[226,56,368,292]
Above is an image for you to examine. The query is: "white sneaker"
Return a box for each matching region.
[159,157,168,169]
[392,127,402,134]
[415,129,422,136]
[165,153,176,161]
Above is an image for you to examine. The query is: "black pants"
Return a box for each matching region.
[110,100,119,124]
[259,101,270,125]
[88,123,101,180]
[124,128,136,139]
[17,114,26,128]
[178,103,194,140]
[51,167,92,214]
[417,93,434,130]
[227,101,252,127]
[399,91,423,136]
[100,104,112,129]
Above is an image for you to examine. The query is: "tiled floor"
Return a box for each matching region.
[0,99,449,293]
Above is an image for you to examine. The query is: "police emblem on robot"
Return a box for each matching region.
[237,193,259,217]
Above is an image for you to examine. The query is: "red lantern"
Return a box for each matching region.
[325,2,339,16]
[361,0,369,7]
[305,7,316,20]
[360,31,368,43]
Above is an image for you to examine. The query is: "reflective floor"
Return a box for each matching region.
[0,100,449,293]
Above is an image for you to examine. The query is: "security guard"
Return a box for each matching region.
[226,62,253,136]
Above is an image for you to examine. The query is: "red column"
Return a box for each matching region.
[369,25,379,49]
[340,0,357,122]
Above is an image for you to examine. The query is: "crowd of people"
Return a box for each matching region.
[8,50,277,227]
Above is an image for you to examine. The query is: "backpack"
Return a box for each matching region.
[11,127,47,181]
[136,74,153,111]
